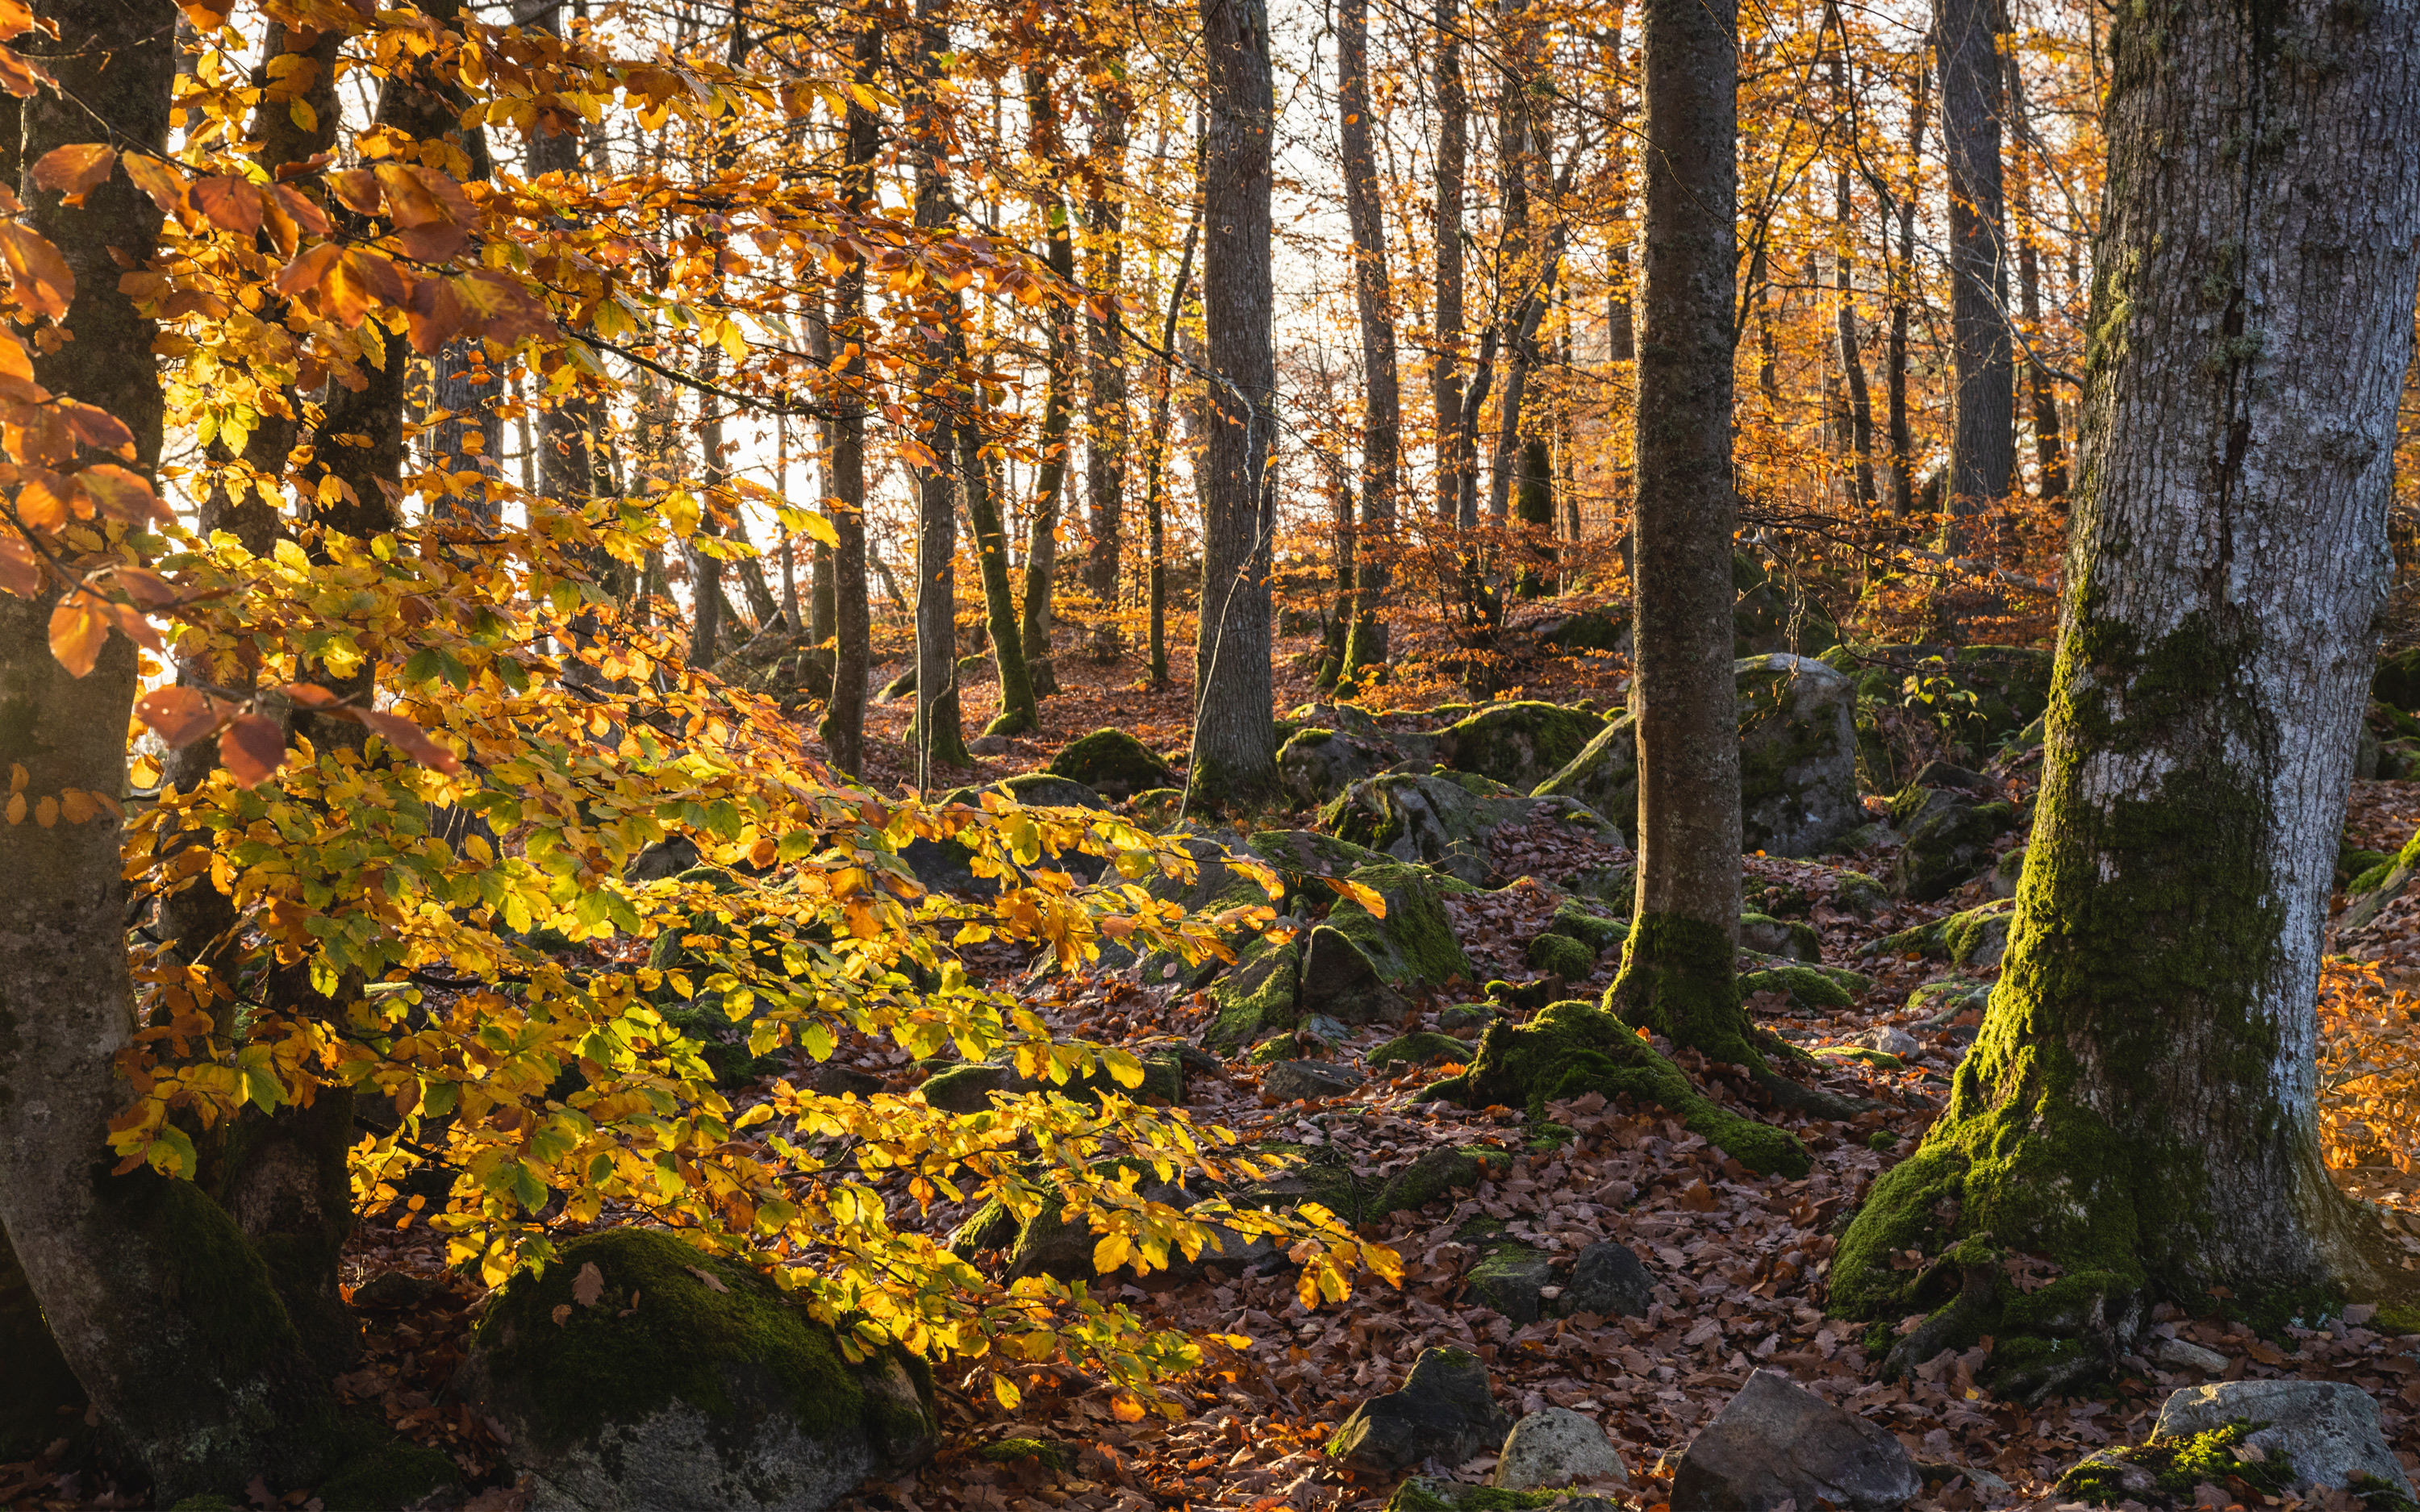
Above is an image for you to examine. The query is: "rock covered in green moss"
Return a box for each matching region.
[1737,912,1821,962]
[1204,934,1303,1049]
[1322,770,1613,885]
[1907,977,1992,1024]
[920,1049,1183,1114]
[1870,898,2014,969]
[1262,1059,1365,1102]
[1732,554,1842,659]
[979,1437,1074,1472]
[1736,654,1863,857]
[1383,1479,1622,1512]
[1366,1031,1469,1073]
[1671,1368,1918,1512]
[1546,901,1628,952]
[1045,728,1176,797]
[1525,932,1596,981]
[1531,715,1640,843]
[457,1227,936,1512]
[1279,727,1402,806]
[1371,1145,1511,1213]
[1740,964,1855,1014]
[2149,1381,2410,1499]
[1296,858,1476,1022]
[1887,784,2015,902]
[1327,1346,1512,1477]
[1417,1001,1809,1177]
[1435,702,1607,790]
[1536,606,1631,656]
[2343,823,2420,934]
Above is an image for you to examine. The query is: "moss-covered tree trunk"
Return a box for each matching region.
[1605,0,1753,1064]
[957,416,1039,735]
[1020,64,1074,697]
[1336,0,1396,685]
[0,0,340,1493]
[1835,0,2420,1397]
[908,0,966,776]
[1191,0,1279,809]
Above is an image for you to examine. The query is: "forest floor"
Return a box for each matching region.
[9,617,2420,1512]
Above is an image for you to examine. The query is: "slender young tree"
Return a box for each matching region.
[821,27,880,777]
[1018,63,1074,695]
[1191,0,1279,806]
[1432,0,1469,527]
[1336,0,1398,684]
[1837,0,2420,1394]
[2006,48,2068,501]
[1083,65,1131,635]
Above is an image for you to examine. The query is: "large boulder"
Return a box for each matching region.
[1868,898,2015,969]
[1278,727,1402,806]
[2155,1380,2409,1497]
[1532,716,1638,841]
[1496,1407,1629,1490]
[1324,770,1615,885]
[1736,654,1862,857]
[899,776,1113,898]
[1434,702,1606,791]
[456,1228,936,1512]
[1298,860,1475,1018]
[1045,729,1175,798]
[1671,1369,1918,1512]
[1327,1347,1512,1477]
[1888,782,2016,902]
[1535,606,1630,656]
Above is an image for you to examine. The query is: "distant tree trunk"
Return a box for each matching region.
[1144,202,1201,689]
[821,26,881,777]
[1828,3,1877,509]
[1600,13,1634,523]
[2006,50,2067,502]
[1606,0,1756,1067]
[1486,0,1537,527]
[958,413,1039,735]
[1935,0,2013,540]
[1337,0,1398,684]
[1020,65,1074,695]
[1084,70,1131,637]
[1191,0,1279,808]
[1838,0,2420,1394]
[1316,469,1355,690]
[1433,0,1470,527]
[1882,59,1928,520]
[0,1,343,1497]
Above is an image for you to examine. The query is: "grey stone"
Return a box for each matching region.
[1989,846,2026,898]
[1467,1243,1556,1325]
[2145,1335,2228,1375]
[1328,1347,1513,1477]
[1328,770,1615,885]
[1279,727,1404,806]
[1671,1368,1920,1512]
[1495,1407,1629,1490]
[1558,1243,1653,1319]
[1262,1059,1366,1102]
[1853,1027,1920,1058]
[1738,912,1821,962]
[2153,1379,2411,1496]
[1736,654,1863,858]
[966,734,1012,756]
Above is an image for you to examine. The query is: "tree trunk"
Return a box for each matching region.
[1935,0,2013,538]
[1083,71,1130,631]
[0,2,341,1495]
[1827,4,1877,508]
[1486,0,1536,526]
[1432,0,1469,527]
[821,25,881,777]
[1191,0,1279,809]
[1883,59,1928,521]
[1020,65,1074,695]
[1837,0,2420,1396]
[1144,203,1201,690]
[958,414,1039,735]
[1337,0,1397,684]
[2006,49,2068,502]
[1604,0,1755,1068]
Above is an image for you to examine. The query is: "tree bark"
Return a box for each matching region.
[1935,0,2014,536]
[1882,58,1928,520]
[911,43,968,774]
[1143,202,1200,689]
[1337,0,1397,682]
[2006,48,2068,501]
[1432,0,1469,527]
[1019,65,1073,695]
[820,25,880,777]
[1083,70,1130,628]
[1837,0,2420,1395]
[1191,0,1279,808]
[1604,0,1754,1068]
[0,2,340,1495]
[1827,2,1876,508]
[958,411,1039,735]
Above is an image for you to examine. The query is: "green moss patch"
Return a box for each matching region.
[2057,1422,2295,1506]
[1740,964,1855,1013]
[980,1437,1074,1472]
[1525,932,1596,981]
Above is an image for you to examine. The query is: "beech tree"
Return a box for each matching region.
[1834,0,2420,1396]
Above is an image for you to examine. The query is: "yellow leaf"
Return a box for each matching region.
[3,790,21,824]
[33,793,54,827]
[1330,877,1385,918]
[991,1374,1021,1410]
[1092,1231,1132,1274]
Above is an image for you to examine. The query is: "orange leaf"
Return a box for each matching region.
[403,274,468,356]
[47,596,106,676]
[15,464,69,527]
[111,565,175,608]
[323,248,408,327]
[0,223,73,319]
[324,168,381,215]
[357,707,461,774]
[121,154,184,215]
[279,681,341,707]
[0,45,52,100]
[273,242,341,298]
[0,0,34,40]
[190,176,264,235]
[136,685,220,746]
[267,183,331,236]
[61,403,134,456]
[453,269,555,344]
[104,602,161,652]
[75,464,168,525]
[0,529,35,594]
[218,714,286,788]
[30,144,115,205]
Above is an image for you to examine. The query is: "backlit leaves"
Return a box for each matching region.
[30,144,115,205]
[0,222,72,318]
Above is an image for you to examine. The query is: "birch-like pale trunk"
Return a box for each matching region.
[1838,0,2420,1392]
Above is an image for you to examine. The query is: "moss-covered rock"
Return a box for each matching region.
[1373,1146,1512,1213]
[1435,702,1607,790]
[1204,934,1303,1050]
[979,1438,1074,1472]
[2055,1422,2298,1506]
[1733,554,1842,658]
[1466,1239,1556,1324]
[1737,654,1863,857]
[1525,932,1596,981]
[1547,902,1629,953]
[1739,964,1855,1014]
[1737,912,1821,962]
[1417,1001,1809,1177]
[1383,1477,1621,1512]
[1531,715,1639,844]
[1325,771,1613,885]
[1907,976,1993,1023]
[1366,1032,1471,1073]
[457,1227,936,1510]
[1831,870,1890,916]
[1278,727,1401,806]
[921,1050,1183,1114]
[1888,786,2016,902]
[1536,606,1631,656]
[2374,647,2420,713]
[1871,898,2015,969]
[1045,728,1176,798]
[1289,856,1475,1022]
